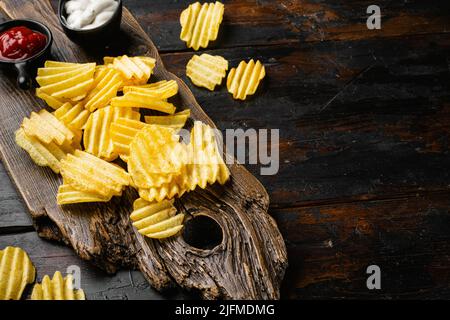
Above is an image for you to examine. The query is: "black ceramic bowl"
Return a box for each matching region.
[0,19,53,89]
[58,0,122,43]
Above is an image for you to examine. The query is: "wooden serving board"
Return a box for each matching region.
[0,0,287,299]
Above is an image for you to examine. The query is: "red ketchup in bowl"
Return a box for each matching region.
[0,26,47,61]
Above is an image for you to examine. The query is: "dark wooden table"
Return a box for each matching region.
[1,0,449,299]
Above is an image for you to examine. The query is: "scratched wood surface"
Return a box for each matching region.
[0,0,287,300]
[1,0,450,299]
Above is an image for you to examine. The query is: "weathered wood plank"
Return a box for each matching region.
[47,0,450,52]
[1,0,449,299]
[0,0,287,300]
[156,31,450,298]
[0,231,188,299]
[275,192,450,299]
[0,162,32,229]
[158,35,450,207]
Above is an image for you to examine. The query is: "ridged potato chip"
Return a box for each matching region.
[83,67,123,112]
[122,80,178,100]
[144,109,190,130]
[70,128,83,150]
[36,62,96,100]
[111,91,176,114]
[133,197,150,210]
[38,65,84,76]
[130,198,185,239]
[36,63,94,86]
[15,128,77,174]
[21,109,75,146]
[105,55,156,86]
[31,271,85,300]
[182,121,230,190]
[60,150,130,197]
[57,184,111,205]
[128,125,186,189]
[227,59,265,100]
[110,118,148,160]
[0,246,36,300]
[84,106,140,161]
[54,102,90,130]
[110,109,190,161]
[35,89,65,110]
[122,79,174,91]
[180,1,224,50]
[44,61,81,68]
[138,179,187,203]
[186,54,228,90]
[137,122,229,202]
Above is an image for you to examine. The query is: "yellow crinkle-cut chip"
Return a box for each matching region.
[130,198,185,239]
[227,59,265,100]
[110,109,190,162]
[122,80,178,99]
[0,246,35,300]
[105,55,156,86]
[122,79,175,92]
[128,125,186,189]
[37,62,96,100]
[83,67,123,112]
[57,184,111,205]
[21,109,75,145]
[70,128,83,149]
[104,55,156,67]
[84,106,140,161]
[54,102,90,130]
[182,121,230,190]
[31,271,85,300]
[144,109,190,130]
[44,61,81,68]
[15,128,77,174]
[35,89,65,110]
[36,63,95,86]
[110,118,147,160]
[186,54,228,90]
[111,91,176,114]
[138,179,187,203]
[180,1,224,50]
[60,150,131,197]
[138,122,229,202]
[38,65,84,76]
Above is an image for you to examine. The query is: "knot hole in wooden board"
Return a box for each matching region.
[182,214,223,250]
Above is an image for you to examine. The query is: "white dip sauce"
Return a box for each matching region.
[65,0,119,30]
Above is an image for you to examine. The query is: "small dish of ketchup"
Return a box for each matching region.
[0,26,47,61]
[0,20,52,89]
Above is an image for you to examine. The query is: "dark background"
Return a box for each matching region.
[0,0,449,299]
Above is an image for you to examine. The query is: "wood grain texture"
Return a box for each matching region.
[159,34,450,205]
[104,0,450,52]
[276,193,450,299]
[1,0,449,299]
[0,0,287,299]
[0,231,189,300]
[0,164,32,230]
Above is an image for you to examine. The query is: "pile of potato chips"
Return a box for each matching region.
[181,2,266,100]
[15,55,230,240]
